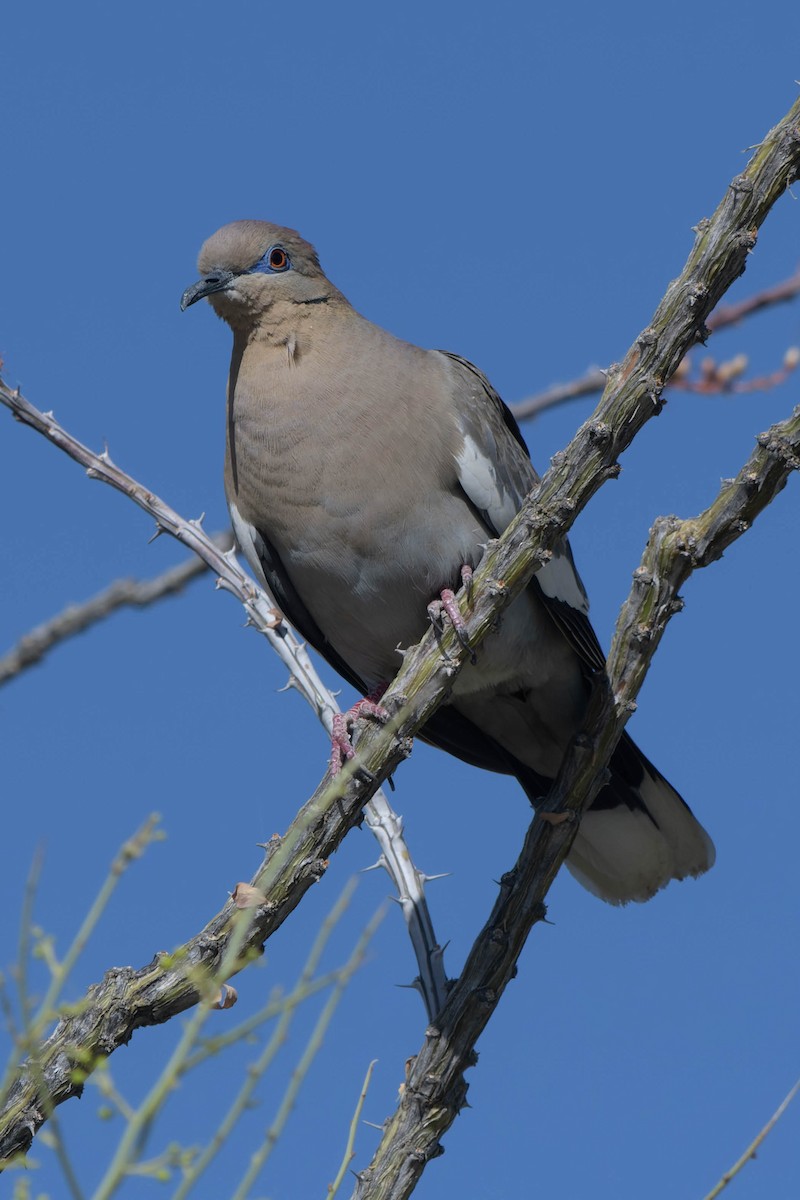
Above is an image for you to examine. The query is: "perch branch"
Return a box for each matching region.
[351,403,800,1200]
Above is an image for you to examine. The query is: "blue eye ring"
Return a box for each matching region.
[267,245,290,271]
[251,244,291,274]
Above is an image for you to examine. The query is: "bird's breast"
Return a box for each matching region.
[225,345,484,682]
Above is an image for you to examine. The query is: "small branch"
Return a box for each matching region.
[707,265,800,330]
[667,345,799,395]
[701,1078,800,1200]
[511,266,800,421]
[226,912,384,1200]
[94,882,376,1200]
[511,367,607,421]
[0,538,231,687]
[328,1060,378,1200]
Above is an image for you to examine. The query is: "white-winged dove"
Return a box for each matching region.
[181,220,715,904]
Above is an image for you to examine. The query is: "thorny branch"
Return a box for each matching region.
[351,405,800,1200]
[0,94,798,1185]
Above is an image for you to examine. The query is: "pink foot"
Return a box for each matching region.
[329,687,390,776]
[427,568,476,663]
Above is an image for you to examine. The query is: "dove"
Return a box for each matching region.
[181,220,715,903]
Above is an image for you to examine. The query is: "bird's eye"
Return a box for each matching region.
[268,246,289,271]
[248,244,292,276]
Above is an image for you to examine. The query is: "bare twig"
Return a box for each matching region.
[89,881,377,1200]
[701,1078,800,1200]
[328,1060,378,1200]
[228,910,384,1200]
[0,538,231,686]
[511,366,607,421]
[0,820,163,1131]
[669,345,799,394]
[511,266,800,421]
[707,266,800,330]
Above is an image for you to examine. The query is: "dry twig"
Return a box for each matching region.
[511,266,800,421]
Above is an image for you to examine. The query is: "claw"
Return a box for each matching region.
[328,687,390,775]
[437,588,476,664]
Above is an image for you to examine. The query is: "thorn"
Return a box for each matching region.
[362,1120,386,1131]
[360,858,388,874]
[419,871,451,883]
[396,978,425,993]
[148,524,166,544]
[189,512,206,529]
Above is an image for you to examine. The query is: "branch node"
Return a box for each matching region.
[687,282,710,307]
[395,735,414,760]
[587,421,612,449]
[486,578,509,598]
[730,174,755,197]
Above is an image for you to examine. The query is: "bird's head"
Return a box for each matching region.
[180,220,337,327]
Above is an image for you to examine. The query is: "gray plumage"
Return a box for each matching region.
[181,220,715,904]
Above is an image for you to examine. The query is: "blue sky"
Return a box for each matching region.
[2,2,799,1197]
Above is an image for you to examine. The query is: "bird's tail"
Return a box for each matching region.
[559,733,715,904]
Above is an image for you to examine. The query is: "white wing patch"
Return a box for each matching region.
[456,434,589,614]
[536,549,590,614]
[456,434,518,532]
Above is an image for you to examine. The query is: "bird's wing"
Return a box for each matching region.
[440,350,607,677]
[229,503,370,696]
